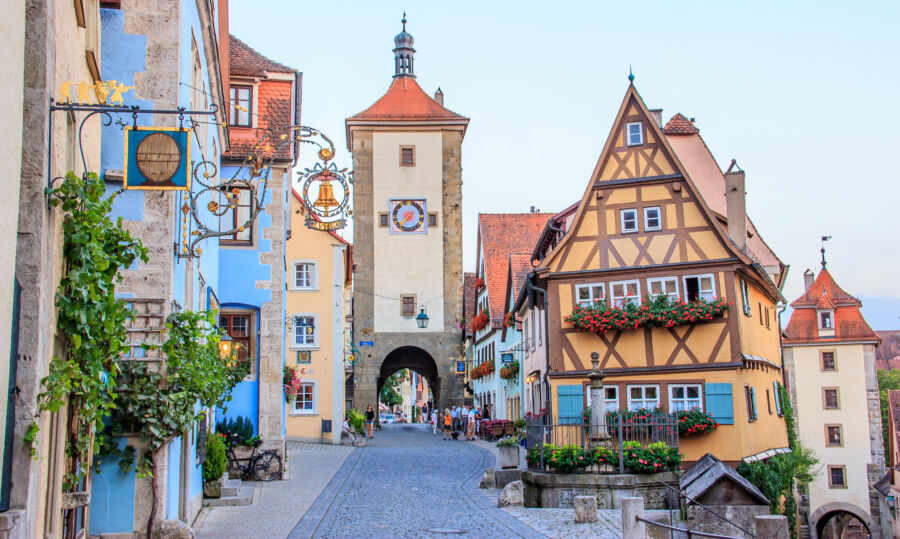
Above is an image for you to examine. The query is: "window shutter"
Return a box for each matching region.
[750,387,758,420]
[773,381,783,416]
[704,383,733,425]
[557,385,584,425]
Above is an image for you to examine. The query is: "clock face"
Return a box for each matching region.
[390,199,426,234]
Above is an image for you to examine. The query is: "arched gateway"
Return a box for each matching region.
[345,17,469,414]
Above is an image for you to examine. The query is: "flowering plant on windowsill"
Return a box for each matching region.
[504,312,515,328]
[474,277,485,291]
[471,359,495,380]
[283,365,301,403]
[471,308,490,332]
[499,360,519,380]
[675,409,718,436]
[564,295,729,334]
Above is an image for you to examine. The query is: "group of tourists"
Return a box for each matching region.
[430,404,491,441]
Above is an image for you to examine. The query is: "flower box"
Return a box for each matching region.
[565,295,729,335]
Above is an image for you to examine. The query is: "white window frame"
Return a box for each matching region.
[819,310,834,329]
[644,206,662,231]
[586,385,619,412]
[290,260,318,291]
[683,274,716,302]
[610,280,641,308]
[290,379,318,415]
[647,277,679,301]
[669,384,703,412]
[626,122,643,146]
[627,384,660,411]
[620,209,638,234]
[291,313,319,350]
[575,283,606,307]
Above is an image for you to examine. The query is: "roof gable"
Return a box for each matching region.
[784,269,879,344]
[229,35,295,77]
[680,453,769,506]
[347,77,467,121]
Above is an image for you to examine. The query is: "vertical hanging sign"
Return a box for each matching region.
[123,127,191,190]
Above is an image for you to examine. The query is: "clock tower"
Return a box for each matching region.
[346,15,469,412]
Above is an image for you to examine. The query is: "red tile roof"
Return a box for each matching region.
[463,272,476,337]
[229,35,295,77]
[509,253,534,306]
[348,77,467,120]
[478,213,554,324]
[877,331,900,369]
[784,269,879,344]
[663,113,699,135]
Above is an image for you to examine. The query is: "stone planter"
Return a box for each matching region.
[203,476,225,499]
[498,445,519,470]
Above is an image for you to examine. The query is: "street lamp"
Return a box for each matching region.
[218,334,233,359]
[415,307,429,329]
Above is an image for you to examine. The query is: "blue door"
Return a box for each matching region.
[557,385,584,424]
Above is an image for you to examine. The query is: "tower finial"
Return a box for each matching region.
[393,13,416,78]
[402,10,407,31]
[820,235,832,269]
[628,65,634,83]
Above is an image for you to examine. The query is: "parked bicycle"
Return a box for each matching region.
[225,433,282,481]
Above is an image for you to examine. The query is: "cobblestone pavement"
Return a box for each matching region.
[288,424,544,539]
[194,443,352,538]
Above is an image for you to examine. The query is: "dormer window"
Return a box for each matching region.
[820,311,832,329]
[817,309,835,337]
[626,122,643,146]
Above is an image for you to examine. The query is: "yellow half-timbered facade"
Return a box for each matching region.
[537,84,788,466]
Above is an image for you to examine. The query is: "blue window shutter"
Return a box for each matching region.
[704,383,733,425]
[557,385,584,425]
[750,387,758,420]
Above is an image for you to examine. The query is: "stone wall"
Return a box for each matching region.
[522,470,680,509]
[685,504,768,537]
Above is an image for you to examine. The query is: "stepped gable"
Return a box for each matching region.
[348,77,466,121]
[229,34,295,76]
[479,213,553,324]
[784,269,879,344]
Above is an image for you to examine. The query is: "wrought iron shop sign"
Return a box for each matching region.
[124,127,191,190]
[298,144,352,231]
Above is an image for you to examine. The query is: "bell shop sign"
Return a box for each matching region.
[124,127,191,190]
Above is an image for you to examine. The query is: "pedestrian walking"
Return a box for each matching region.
[365,404,375,439]
[460,405,468,431]
[451,405,460,432]
[431,409,438,434]
[466,406,476,440]
[442,409,452,440]
[475,407,482,438]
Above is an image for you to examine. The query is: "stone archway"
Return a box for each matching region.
[377,346,441,411]
[811,502,878,539]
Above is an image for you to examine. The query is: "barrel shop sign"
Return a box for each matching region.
[123,127,191,190]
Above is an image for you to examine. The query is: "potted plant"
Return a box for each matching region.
[203,433,227,498]
[496,436,520,470]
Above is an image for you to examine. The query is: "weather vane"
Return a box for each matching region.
[820,235,832,269]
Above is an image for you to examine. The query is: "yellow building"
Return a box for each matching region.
[784,268,884,538]
[535,83,789,466]
[284,192,352,444]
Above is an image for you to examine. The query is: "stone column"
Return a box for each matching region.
[588,352,608,445]
[621,497,645,539]
[755,515,788,538]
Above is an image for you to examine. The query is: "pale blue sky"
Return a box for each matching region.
[230,0,899,329]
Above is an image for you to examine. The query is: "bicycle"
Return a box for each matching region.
[225,434,283,481]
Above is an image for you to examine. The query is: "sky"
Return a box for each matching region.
[229,0,900,329]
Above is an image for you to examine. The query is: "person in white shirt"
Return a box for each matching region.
[431,409,439,434]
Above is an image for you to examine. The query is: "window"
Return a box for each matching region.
[292,381,316,414]
[626,122,643,146]
[823,388,840,409]
[821,351,836,371]
[610,280,640,308]
[819,311,833,329]
[773,381,783,416]
[669,384,702,412]
[428,213,438,228]
[401,295,416,317]
[647,277,678,301]
[400,146,415,166]
[740,279,751,316]
[292,315,318,348]
[627,385,659,411]
[644,207,661,231]
[220,187,254,244]
[229,85,251,127]
[745,386,757,421]
[758,302,763,325]
[292,261,317,290]
[379,213,389,227]
[684,274,715,302]
[765,307,770,329]
[605,386,619,412]
[828,465,847,488]
[766,388,772,414]
[575,283,605,307]
[621,209,638,233]
[826,425,843,446]
[220,311,254,378]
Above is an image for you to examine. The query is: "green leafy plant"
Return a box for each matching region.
[499,360,520,380]
[513,419,526,429]
[674,409,718,436]
[495,436,520,447]
[380,371,402,407]
[216,415,255,446]
[527,441,681,474]
[565,295,729,334]
[28,172,147,494]
[621,441,682,473]
[471,308,490,332]
[347,409,366,434]
[202,434,227,483]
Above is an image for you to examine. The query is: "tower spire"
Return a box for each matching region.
[393,13,416,78]
[820,235,831,269]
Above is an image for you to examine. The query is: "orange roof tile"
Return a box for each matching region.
[229,35,295,77]
[663,113,699,135]
[348,77,467,121]
[478,213,554,323]
[784,269,879,344]
[509,254,534,306]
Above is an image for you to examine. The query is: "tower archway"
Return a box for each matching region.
[810,502,876,539]
[377,346,441,414]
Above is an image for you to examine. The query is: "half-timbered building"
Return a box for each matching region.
[535,83,789,465]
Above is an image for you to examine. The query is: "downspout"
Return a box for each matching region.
[525,272,551,419]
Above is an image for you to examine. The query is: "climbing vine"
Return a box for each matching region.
[97,309,248,538]
[27,172,147,491]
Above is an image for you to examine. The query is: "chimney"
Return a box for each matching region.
[649,109,663,128]
[724,168,747,251]
[530,206,535,213]
[434,87,444,106]
[803,269,815,291]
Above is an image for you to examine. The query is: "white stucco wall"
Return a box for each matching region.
[373,131,444,332]
[790,343,872,517]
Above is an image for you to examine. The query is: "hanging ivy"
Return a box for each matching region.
[26,172,148,491]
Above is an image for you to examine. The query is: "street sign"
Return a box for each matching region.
[501,352,514,364]
[455,361,466,375]
[359,341,374,347]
